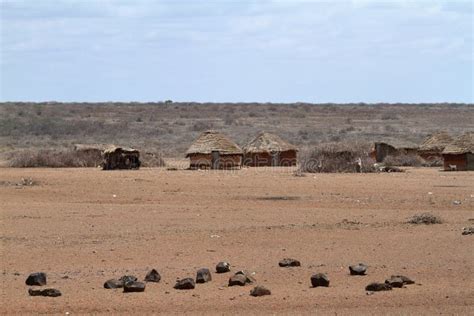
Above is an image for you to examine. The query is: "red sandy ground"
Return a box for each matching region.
[0,167,473,315]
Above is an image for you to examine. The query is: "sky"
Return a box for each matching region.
[0,0,473,103]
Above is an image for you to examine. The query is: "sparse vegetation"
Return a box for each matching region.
[7,149,102,168]
[408,213,442,225]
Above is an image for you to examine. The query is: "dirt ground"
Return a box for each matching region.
[0,166,473,315]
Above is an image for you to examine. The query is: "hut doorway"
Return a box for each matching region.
[271,151,279,166]
[211,151,220,169]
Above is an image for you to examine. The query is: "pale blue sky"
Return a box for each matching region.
[1,0,472,102]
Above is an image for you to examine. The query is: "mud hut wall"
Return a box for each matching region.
[189,153,242,169]
[244,150,297,166]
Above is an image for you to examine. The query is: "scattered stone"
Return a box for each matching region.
[391,275,415,285]
[408,213,442,225]
[216,261,231,273]
[119,275,138,284]
[228,274,247,286]
[385,277,404,288]
[311,273,330,287]
[196,268,212,283]
[25,272,47,286]
[104,279,123,289]
[365,282,392,291]
[234,270,256,283]
[28,288,61,297]
[462,227,474,235]
[279,258,301,267]
[250,285,271,297]
[174,278,195,290]
[349,263,367,275]
[123,281,146,293]
[453,200,462,205]
[144,269,161,283]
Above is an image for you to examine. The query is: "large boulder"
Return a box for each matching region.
[144,269,161,283]
[216,262,231,273]
[228,274,247,287]
[174,278,195,290]
[365,282,392,291]
[279,258,301,267]
[25,272,47,286]
[349,263,367,275]
[104,279,123,289]
[385,277,404,288]
[196,268,212,283]
[311,273,330,287]
[390,275,415,285]
[28,288,61,297]
[250,285,271,297]
[123,281,146,293]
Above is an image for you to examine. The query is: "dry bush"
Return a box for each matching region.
[408,213,442,225]
[421,156,443,167]
[299,142,375,173]
[8,149,102,167]
[383,153,424,167]
[141,152,166,167]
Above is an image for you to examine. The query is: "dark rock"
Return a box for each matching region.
[28,288,61,297]
[25,272,47,286]
[462,227,474,235]
[279,258,301,267]
[144,269,161,283]
[310,273,330,287]
[174,278,195,290]
[119,275,137,284]
[228,274,247,286]
[365,282,392,291]
[349,263,367,275]
[104,279,123,289]
[250,285,271,297]
[234,270,256,283]
[196,268,212,283]
[216,261,231,273]
[391,275,415,285]
[385,277,404,288]
[123,281,146,293]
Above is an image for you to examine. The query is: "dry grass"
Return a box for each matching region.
[1,102,472,159]
[408,213,442,225]
[7,149,102,168]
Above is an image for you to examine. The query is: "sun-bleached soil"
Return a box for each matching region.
[0,167,473,315]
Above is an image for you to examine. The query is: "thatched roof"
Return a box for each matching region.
[442,132,474,155]
[243,132,298,153]
[419,132,453,152]
[374,139,418,149]
[73,144,112,151]
[186,130,242,157]
[103,145,139,154]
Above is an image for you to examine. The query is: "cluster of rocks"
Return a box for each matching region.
[25,258,415,299]
[25,272,62,297]
[366,275,415,292]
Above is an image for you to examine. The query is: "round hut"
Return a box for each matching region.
[186,130,243,169]
[442,132,474,171]
[418,132,454,160]
[243,132,298,167]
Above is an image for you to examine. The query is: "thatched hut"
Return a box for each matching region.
[102,146,140,170]
[442,132,474,171]
[243,132,298,166]
[371,140,418,163]
[418,132,453,160]
[186,130,243,169]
